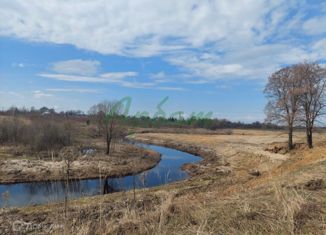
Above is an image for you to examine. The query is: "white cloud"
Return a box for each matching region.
[303,16,326,35]
[45,88,100,93]
[39,73,106,83]
[41,59,139,85]
[38,72,139,84]
[39,59,186,90]
[216,85,230,89]
[38,73,184,91]
[39,60,184,90]
[1,0,324,83]
[312,39,326,58]
[0,0,300,56]
[11,62,35,68]
[121,81,154,89]
[0,91,24,98]
[151,71,166,80]
[166,42,318,82]
[149,71,173,83]
[11,63,25,68]
[33,90,53,98]
[52,59,100,76]
[156,86,185,91]
[167,54,251,81]
[100,72,138,80]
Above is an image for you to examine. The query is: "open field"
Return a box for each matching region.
[1,129,325,234]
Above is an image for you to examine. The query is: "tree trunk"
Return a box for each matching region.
[306,127,313,149]
[106,132,111,155]
[288,127,293,150]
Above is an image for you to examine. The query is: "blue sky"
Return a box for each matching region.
[0,0,325,122]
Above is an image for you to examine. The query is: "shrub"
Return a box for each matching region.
[32,122,71,151]
[0,118,25,144]
[0,117,72,152]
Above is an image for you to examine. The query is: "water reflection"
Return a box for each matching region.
[0,143,202,207]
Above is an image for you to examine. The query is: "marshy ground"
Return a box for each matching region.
[0,142,160,184]
[0,116,161,184]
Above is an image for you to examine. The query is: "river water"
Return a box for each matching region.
[0,143,202,207]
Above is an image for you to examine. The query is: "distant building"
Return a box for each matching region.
[39,107,55,116]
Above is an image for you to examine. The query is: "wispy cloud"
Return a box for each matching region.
[39,59,186,91]
[11,63,26,68]
[33,90,53,98]
[39,73,185,91]
[0,91,24,98]
[45,88,100,93]
[215,85,230,89]
[312,39,326,58]
[11,63,35,68]
[149,71,172,83]
[40,59,139,85]
[39,73,120,83]
[100,72,138,81]
[156,86,185,91]
[302,16,326,35]
[51,59,100,76]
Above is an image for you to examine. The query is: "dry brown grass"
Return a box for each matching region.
[0,115,161,183]
[1,129,325,234]
[0,143,160,183]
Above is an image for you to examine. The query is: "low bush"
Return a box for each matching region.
[0,117,72,152]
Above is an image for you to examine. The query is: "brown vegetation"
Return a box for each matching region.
[0,116,160,183]
[0,143,160,184]
[1,129,325,234]
[0,116,72,153]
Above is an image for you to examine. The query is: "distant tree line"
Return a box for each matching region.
[0,106,86,117]
[0,104,281,133]
[117,116,280,130]
[1,105,281,131]
[265,61,326,149]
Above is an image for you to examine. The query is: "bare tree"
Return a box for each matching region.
[89,101,122,155]
[103,101,123,155]
[294,62,326,148]
[264,66,302,149]
[88,104,105,136]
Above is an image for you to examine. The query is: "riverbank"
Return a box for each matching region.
[0,143,161,184]
[127,133,230,176]
[1,129,325,234]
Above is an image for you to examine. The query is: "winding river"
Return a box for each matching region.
[0,143,202,207]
